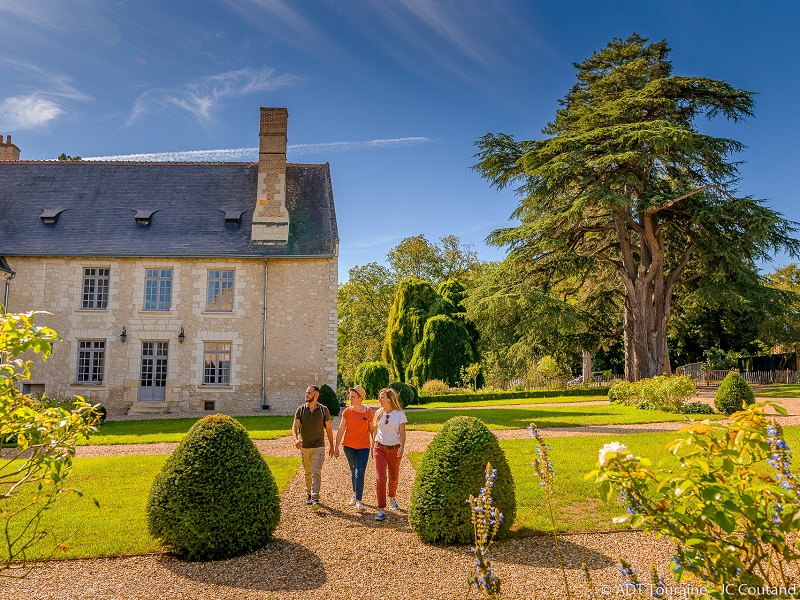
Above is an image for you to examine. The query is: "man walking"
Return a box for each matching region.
[291,385,334,510]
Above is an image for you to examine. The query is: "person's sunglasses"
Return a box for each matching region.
[384,414,390,425]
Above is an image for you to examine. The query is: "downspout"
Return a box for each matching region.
[261,258,269,410]
[2,267,14,311]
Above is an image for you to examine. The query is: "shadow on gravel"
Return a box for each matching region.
[159,539,326,592]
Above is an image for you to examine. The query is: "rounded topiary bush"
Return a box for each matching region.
[146,414,280,561]
[389,381,415,408]
[715,372,755,415]
[354,361,390,399]
[409,416,515,544]
[318,383,340,417]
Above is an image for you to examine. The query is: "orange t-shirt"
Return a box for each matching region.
[342,406,373,449]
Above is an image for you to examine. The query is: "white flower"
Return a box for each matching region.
[598,442,629,466]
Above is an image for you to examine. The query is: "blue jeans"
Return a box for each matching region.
[342,446,370,501]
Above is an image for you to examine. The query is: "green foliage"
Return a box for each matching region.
[474,34,798,381]
[608,376,696,413]
[31,395,106,422]
[382,278,444,382]
[317,384,340,417]
[420,378,449,396]
[388,381,415,409]
[589,405,800,598]
[146,414,280,561]
[56,153,81,161]
[406,314,476,387]
[0,310,98,573]
[387,234,482,286]
[703,347,747,371]
[353,361,390,399]
[409,416,515,544]
[679,401,715,415]
[715,371,755,415]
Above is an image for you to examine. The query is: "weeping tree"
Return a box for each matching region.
[474,34,798,380]
[406,314,476,386]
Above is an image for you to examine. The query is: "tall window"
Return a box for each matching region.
[203,342,231,385]
[82,268,109,309]
[77,340,105,384]
[144,268,172,311]
[206,270,234,312]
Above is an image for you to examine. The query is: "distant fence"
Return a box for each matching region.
[679,368,799,386]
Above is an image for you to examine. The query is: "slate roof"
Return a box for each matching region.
[0,162,338,258]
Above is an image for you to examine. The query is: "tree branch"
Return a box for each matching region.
[645,185,735,215]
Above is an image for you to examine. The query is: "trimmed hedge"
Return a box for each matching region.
[354,361,390,399]
[318,383,340,417]
[715,372,755,415]
[409,416,515,544]
[413,387,609,405]
[146,414,280,561]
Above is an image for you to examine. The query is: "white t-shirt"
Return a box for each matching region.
[375,409,408,446]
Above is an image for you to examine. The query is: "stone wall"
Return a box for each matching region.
[6,255,337,415]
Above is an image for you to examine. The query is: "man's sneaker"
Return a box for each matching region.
[305,494,313,505]
[311,501,321,511]
[355,501,365,512]
[374,510,386,521]
[348,494,357,506]
[388,497,400,510]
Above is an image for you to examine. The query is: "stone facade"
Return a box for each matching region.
[9,255,338,416]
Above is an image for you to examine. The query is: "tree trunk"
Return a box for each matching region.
[622,269,670,380]
[582,350,593,382]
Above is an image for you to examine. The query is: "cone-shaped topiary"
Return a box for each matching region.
[318,383,340,417]
[409,416,515,544]
[715,371,755,415]
[146,414,280,561]
[353,361,390,399]
[389,381,415,408]
[405,314,476,387]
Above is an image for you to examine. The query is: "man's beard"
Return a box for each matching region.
[305,397,313,403]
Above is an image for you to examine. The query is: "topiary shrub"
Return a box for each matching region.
[389,381,415,408]
[318,383,340,417]
[409,416,515,544]
[146,414,280,561]
[409,383,419,405]
[715,372,755,415]
[353,361,390,399]
[405,314,476,387]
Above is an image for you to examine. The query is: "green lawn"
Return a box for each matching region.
[1,455,300,560]
[407,394,608,409]
[408,425,800,535]
[81,415,296,445]
[752,384,800,398]
[404,404,724,432]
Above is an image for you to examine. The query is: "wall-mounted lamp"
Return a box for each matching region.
[178,326,185,344]
[120,326,127,343]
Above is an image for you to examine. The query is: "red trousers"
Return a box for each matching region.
[373,444,402,509]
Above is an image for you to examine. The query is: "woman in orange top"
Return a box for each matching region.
[334,385,373,512]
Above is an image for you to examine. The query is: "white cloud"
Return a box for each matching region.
[82,137,432,162]
[0,94,64,131]
[125,67,301,127]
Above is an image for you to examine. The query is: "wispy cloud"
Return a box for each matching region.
[125,67,301,127]
[81,137,432,162]
[0,94,64,130]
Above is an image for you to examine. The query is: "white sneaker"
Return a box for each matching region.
[348,494,357,506]
[355,501,365,512]
[388,497,400,510]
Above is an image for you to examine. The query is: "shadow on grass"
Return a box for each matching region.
[159,538,326,592]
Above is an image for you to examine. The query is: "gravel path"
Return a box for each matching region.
[6,395,800,599]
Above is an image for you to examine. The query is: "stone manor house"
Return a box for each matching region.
[0,108,338,416]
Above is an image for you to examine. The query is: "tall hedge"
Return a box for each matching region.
[715,372,755,415]
[318,383,340,417]
[353,361,390,399]
[405,314,476,387]
[381,278,445,382]
[409,416,515,544]
[146,414,280,561]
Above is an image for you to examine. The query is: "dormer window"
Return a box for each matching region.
[224,210,245,224]
[135,210,158,225]
[40,209,65,223]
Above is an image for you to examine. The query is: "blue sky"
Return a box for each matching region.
[1,1,797,280]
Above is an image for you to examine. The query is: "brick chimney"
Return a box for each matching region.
[0,135,20,161]
[251,107,290,244]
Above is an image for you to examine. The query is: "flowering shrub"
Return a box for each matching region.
[608,375,696,413]
[466,463,503,598]
[588,404,800,599]
[420,378,449,396]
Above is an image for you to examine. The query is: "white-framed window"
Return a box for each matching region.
[77,340,105,384]
[206,270,234,312]
[144,268,173,311]
[82,268,109,309]
[203,342,231,385]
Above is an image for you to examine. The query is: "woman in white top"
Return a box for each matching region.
[370,387,407,522]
